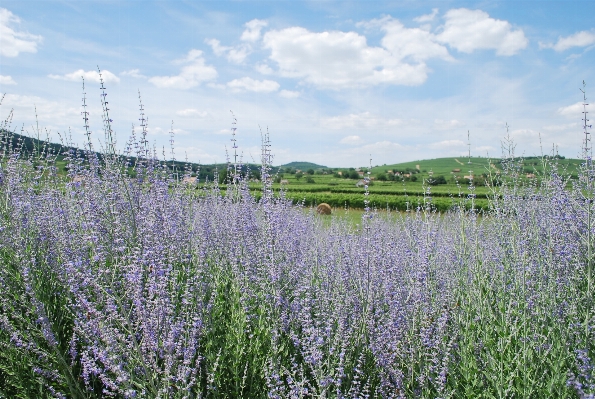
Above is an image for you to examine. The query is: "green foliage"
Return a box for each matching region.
[428,175,447,185]
[0,249,97,398]
[200,264,272,398]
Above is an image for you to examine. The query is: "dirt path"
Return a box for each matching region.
[454,159,464,165]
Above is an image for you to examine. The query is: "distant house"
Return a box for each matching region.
[358,171,365,177]
[182,176,197,185]
[356,180,366,187]
[452,168,461,173]
[526,173,536,179]
[280,179,289,185]
[464,175,474,180]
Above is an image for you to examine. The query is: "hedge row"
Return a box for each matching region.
[277,191,489,212]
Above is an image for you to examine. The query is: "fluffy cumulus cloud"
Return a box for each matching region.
[320,112,403,129]
[0,8,42,57]
[263,25,444,89]
[428,139,466,150]
[433,119,466,130]
[557,101,595,118]
[149,50,217,89]
[205,19,266,64]
[279,89,300,98]
[205,39,250,64]
[260,9,527,89]
[436,8,528,56]
[0,75,16,85]
[339,135,363,145]
[120,69,146,79]
[241,19,268,42]
[175,108,209,118]
[226,77,280,93]
[363,16,453,63]
[541,31,595,52]
[0,93,80,130]
[48,69,120,83]
[413,8,439,23]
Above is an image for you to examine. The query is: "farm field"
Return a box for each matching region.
[242,155,582,212]
[11,131,582,212]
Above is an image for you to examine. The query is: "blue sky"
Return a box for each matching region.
[0,1,594,167]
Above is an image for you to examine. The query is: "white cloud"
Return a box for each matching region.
[414,8,439,23]
[473,145,496,155]
[339,135,363,145]
[364,16,453,63]
[206,38,251,64]
[436,8,528,56]
[428,139,465,150]
[255,63,274,75]
[0,94,80,133]
[226,77,280,93]
[176,108,209,118]
[540,31,595,52]
[543,122,579,131]
[207,83,226,90]
[227,45,251,64]
[173,49,205,64]
[557,101,595,118]
[279,89,300,99]
[510,128,540,140]
[263,24,449,89]
[359,140,405,153]
[205,39,230,57]
[120,69,146,79]
[0,75,16,85]
[147,127,189,136]
[433,119,465,130]
[320,112,403,129]
[0,8,42,57]
[241,19,268,42]
[48,69,120,84]
[149,50,217,89]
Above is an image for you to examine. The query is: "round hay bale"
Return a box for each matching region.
[316,203,332,215]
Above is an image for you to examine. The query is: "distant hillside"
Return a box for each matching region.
[280,161,327,170]
[0,130,275,181]
[377,156,582,176]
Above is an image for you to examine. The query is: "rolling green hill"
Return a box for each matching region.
[379,156,582,176]
[279,161,328,170]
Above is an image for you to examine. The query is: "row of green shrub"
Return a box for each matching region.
[251,191,489,212]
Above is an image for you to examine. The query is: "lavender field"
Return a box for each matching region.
[0,96,594,398]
